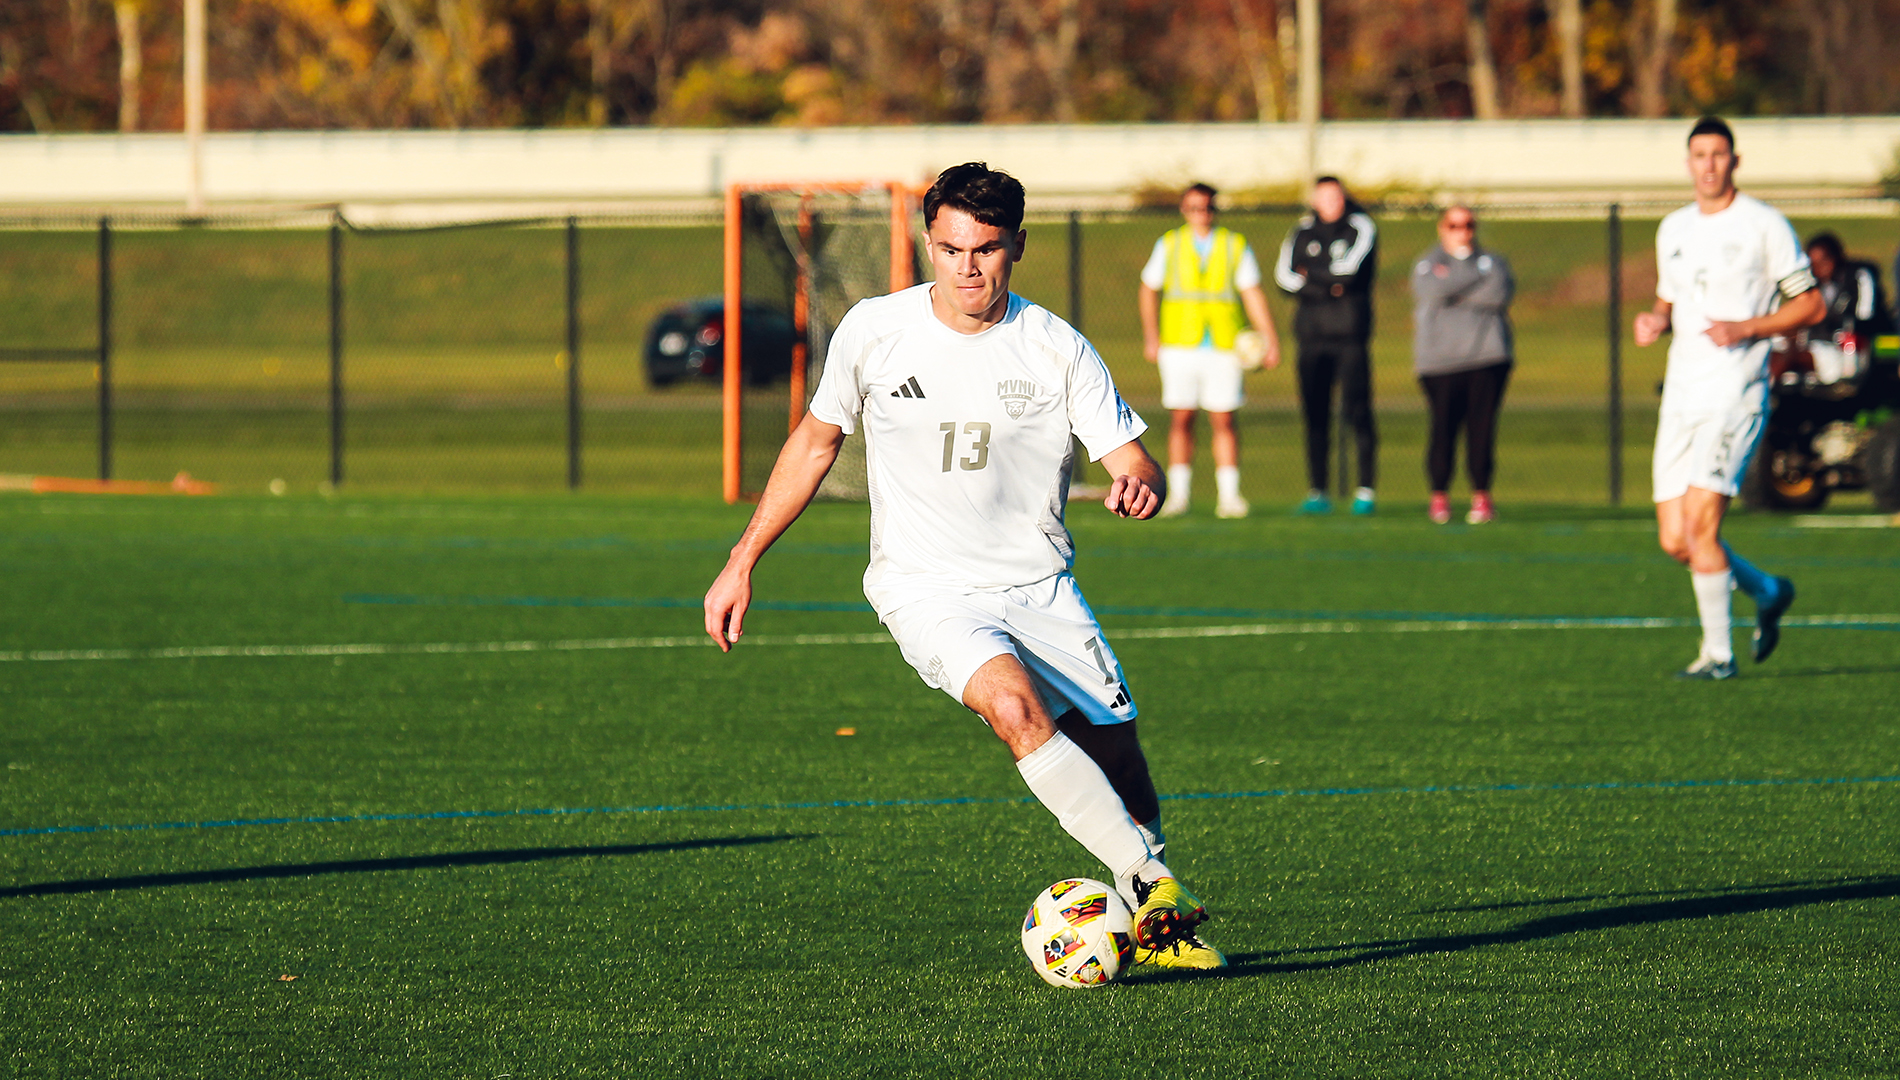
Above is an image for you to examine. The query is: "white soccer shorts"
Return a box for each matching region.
[1158,345,1244,413]
[1651,407,1766,502]
[876,572,1137,727]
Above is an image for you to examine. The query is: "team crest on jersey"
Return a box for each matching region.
[997,379,1038,419]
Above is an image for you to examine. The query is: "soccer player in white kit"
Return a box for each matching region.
[704,163,1224,969]
[1634,117,1821,679]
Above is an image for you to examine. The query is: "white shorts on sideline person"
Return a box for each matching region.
[1157,346,1244,413]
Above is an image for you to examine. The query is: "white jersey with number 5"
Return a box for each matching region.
[807,284,1147,608]
[1655,193,1816,415]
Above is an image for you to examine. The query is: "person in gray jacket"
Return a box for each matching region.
[1412,205,1513,524]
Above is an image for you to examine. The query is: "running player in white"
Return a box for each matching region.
[704,163,1224,970]
[1634,117,1821,679]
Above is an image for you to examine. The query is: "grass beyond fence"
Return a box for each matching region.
[2,213,1896,504]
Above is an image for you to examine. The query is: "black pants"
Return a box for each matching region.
[1419,361,1512,492]
[1296,337,1377,492]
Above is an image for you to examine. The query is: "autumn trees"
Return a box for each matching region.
[3,0,1898,133]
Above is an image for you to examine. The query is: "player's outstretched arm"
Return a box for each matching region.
[704,413,847,651]
[1099,438,1165,520]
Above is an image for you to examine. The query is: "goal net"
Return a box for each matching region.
[723,182,923,502]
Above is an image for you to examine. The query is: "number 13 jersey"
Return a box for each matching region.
[808,284,1147,607]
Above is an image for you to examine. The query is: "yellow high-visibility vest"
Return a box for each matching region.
[1158,226,1246,349]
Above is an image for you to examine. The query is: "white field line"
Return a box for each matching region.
[1,614,1893,663]
[1793,514,1899,528]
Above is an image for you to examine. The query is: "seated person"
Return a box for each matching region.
[1801,232,1892,384]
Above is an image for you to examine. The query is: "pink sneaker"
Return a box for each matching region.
[1466,491,1495,524]
[1429,491,1451,524]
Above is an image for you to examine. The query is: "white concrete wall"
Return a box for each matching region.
[3,117,1897,211]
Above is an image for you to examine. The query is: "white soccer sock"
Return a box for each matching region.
[1166,464,1192,504]
[1135,817,1166,856]
[1692,570,1735,662]
[1115,819,1170,910]
[1215,466,1241,501]
[1016,732,1170,892]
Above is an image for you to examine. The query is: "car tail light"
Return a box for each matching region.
[695,319,722,347]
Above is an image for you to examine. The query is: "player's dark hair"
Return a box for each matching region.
[1687,116,1735,150]
[1183,182,1218,204]
[1805,231,1845,266]
[924,163,1026,234]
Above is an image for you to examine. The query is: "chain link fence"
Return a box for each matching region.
[2,202,1895,507]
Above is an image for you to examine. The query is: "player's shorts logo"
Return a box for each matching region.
[997,379,1038,419]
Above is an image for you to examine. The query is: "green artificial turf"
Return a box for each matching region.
[2,492,1896,1077]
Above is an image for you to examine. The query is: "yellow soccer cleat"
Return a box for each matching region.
[1131,876,1209,951]
[1135,930,1228,970]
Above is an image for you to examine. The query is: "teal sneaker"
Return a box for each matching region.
[1350,488,1375,515]
[1297,492,1332,515]
[1752,576,1795,663]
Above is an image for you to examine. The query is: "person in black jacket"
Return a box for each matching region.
[1275,176,1379,514]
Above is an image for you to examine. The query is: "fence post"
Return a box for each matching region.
[566,216,581,490]
[97,217,112,481]
[1607,202,1623,506]
[722,184,744,504]
[329,214,344,487]
[1067,210,1083,331]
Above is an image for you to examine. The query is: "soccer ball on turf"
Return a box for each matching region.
[1020,878,1135,988]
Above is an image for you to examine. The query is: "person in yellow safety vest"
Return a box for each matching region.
[1138,182,1282,519]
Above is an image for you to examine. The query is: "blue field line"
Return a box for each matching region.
[339,593,1900,630]
[6,774,1895,841]
[344,593,873,613]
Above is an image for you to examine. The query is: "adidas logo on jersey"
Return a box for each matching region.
[1109,684,1131,710]
[890,376,926,399]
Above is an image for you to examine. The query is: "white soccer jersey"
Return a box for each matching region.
[808,284,1147,607]
[1655,193,1816,415]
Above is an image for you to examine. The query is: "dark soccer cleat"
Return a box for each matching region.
[1752,576,1795,663]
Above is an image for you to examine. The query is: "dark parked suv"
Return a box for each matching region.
[643,298,797,387]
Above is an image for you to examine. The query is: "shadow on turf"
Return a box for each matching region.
[0,834,809,899]
[1128,874,1900,985]
[1746,664,1900,679]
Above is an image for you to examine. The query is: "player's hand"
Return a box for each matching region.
[703,566,752,652]
[1262,334,1282,371]
[1104,474,1160,519]
[1703,320,1752,348]
[1142,338,1159,364]
[1633,311,1670,346]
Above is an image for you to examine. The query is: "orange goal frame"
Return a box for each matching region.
[722,181,918,503]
